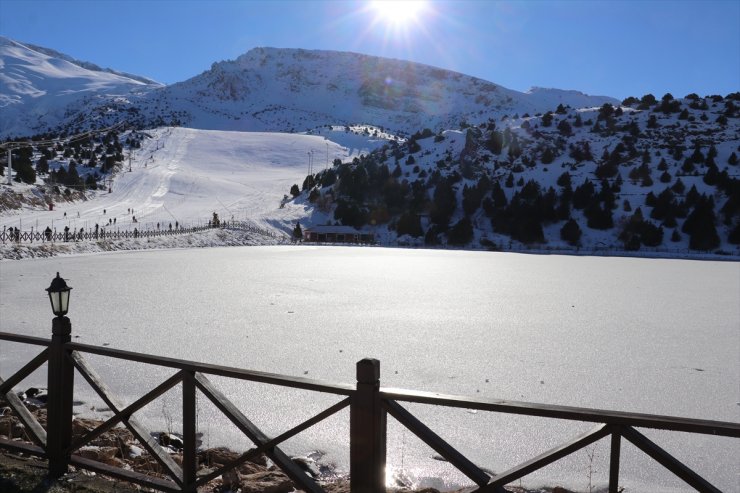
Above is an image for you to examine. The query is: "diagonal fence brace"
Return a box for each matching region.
[71,351,186,487]
[384,399,492,487]
[0,348,49,396]
[476,423,610,491]
[621,426,721,493]
[0,375,48,447]
[196,396,350,487]
[66,370,185,455]
[194,372,325,493]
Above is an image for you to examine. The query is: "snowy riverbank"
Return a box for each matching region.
[0,227,287,260]
[2,228,737,261]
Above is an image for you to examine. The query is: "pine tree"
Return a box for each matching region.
[541,112,553,127]
[671,178,686,194]
[556,172,571,188]
[541,148,555,164]
[690,145,705,164]
[429,177,456,227]
[36,155,49,175]
[293,222,303,241]
[557,119,572,136]
[396,212,423,237]
[447,217,474,245]
[486,131,504,154]
[639,94,657,109]
[505,173,514,188]
[729,223,740,244]
[682,197,720,250]
[585,202,613,230]
[560,218,582,246]
[622,96,639,106]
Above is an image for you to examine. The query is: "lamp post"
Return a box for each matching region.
[46,272,74,478]
[46,272,72,318]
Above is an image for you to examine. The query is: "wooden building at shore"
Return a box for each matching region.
[303,225,374,244]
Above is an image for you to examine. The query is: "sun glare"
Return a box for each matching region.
[370,0,428,26]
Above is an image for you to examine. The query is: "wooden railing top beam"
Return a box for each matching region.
[66,341,355,396]
[0,332,51,347]
[380,387,740,438]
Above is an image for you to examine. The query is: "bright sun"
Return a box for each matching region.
[369,0,428,26]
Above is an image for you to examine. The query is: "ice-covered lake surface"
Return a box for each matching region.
[1,246,738,492]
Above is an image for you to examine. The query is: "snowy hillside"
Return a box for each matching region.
[0,126,384,242]
[289,94,740,255]
[0,36,159,138]
[0,39,617,139]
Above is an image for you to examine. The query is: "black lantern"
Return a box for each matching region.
[46,272,72,317]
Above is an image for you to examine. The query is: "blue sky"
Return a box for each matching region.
[1,0,738,99]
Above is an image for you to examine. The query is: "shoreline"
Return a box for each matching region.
[1,228,737,262]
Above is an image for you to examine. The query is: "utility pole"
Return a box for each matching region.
[326,142,329,171]
[128,149,132,172]
[6,147,12,186]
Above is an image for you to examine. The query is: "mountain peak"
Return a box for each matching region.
[0,40,619,138]
[155,47,618,135]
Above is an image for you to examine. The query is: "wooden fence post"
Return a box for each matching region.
[609,428,621,493]
[47,316,74,478]
[350,358,386,493]
[182,371,197,491]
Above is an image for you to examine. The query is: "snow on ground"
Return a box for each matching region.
[0,126,382,248]
[0,227,285,260]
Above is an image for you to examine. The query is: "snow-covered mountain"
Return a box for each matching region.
[0,36,160,138]
[140,47,618,133]
[1,37,736,259]
[0,39,618,139]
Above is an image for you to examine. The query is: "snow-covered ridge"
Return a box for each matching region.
[21,41,162,86]
[0,39,619,139]
[0,36,159,138]
[151,46,619,134]
[525,86,617,109]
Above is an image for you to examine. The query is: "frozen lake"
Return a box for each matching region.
[1,246,738,491]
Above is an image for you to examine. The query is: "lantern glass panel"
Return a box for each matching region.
[59,290,70,314]
[49,292,61,315]
[48,290,70,316]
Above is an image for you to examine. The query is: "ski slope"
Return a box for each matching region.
[1,127,382,237]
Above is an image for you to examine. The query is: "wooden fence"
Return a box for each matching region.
[0,220,282,245]
[1,328,738,493]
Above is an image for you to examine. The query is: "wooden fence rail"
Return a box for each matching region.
[1,329,738,493]
[0,220,282,245]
